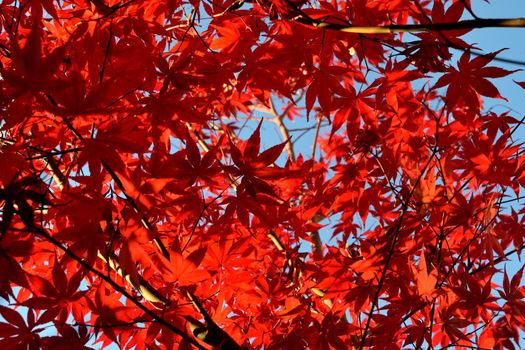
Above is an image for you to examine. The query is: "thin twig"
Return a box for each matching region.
[311,116,322,160]
[99,19,113,85]
[268,97,295,162]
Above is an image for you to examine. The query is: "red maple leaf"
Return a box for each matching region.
[434,49,517,110]
[229,121,290,197]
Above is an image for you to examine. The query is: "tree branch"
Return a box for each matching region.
[296,16,525,35]
[268,97,296,162]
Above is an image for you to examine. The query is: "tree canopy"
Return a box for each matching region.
[1,0,525,349]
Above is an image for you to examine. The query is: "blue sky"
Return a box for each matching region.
[462,0,525,116]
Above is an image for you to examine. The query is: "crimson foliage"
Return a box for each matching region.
[1,0,525,349]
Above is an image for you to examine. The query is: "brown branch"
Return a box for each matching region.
[217,0,525,34]
[268,231,301,279]
[268,97,295,162]
[99,19,113,85]
[186,291,243,349]
[97,250,169,307]
[100,160,170,260]
[296,16,525,34]
[410,2,525,68]
[311,115,322,160]
[266,96,325,257]
[310,214,324,257]
[44,156,68,191]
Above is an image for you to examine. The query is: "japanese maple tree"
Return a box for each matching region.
[2,0,525,349]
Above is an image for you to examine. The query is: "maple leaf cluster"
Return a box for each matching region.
[1,0,525,349]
